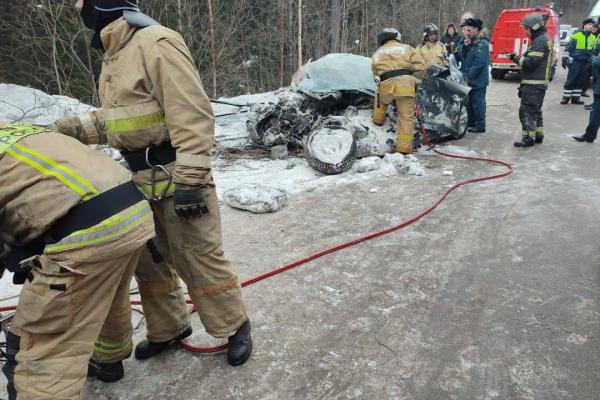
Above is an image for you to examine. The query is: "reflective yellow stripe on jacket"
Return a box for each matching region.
[105,111,166,134]
[2,125,152,253]
[45,201,152,253]
[6,143,100,201]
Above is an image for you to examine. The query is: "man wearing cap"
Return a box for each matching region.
[53,0,253,382]
[510,13,553,147]
[459,18,489,133]
[561,18,597,104]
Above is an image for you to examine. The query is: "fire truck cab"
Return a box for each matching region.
[490,6,561,80]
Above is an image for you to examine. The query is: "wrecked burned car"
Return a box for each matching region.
[246,53,470,174]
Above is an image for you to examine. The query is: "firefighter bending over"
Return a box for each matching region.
[0,123,155,400]
[371,28,426,154]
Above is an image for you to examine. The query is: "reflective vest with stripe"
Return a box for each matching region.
[569,32,597,61]
[0,123,44,155]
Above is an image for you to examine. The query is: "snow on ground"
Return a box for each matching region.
[0,84,95,126]
[212,153,428,202]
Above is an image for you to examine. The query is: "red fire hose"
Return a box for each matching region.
[1,104,513,354]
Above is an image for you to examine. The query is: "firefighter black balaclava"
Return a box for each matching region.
[80,0,127,50]
[80,0,157,50]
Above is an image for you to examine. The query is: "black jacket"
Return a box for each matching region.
[514,30,552,89]
[441,33,461,53]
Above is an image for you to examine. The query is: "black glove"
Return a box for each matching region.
[173,185,209,220]
[509,53,517,62]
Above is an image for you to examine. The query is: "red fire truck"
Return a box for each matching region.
[490,6,561,80]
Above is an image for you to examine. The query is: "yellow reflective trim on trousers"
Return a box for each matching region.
[527,51,544,57]
[95,334,133,354]
[45,201,152,252]
[137,180,176,199]
[105,111,166,133]
[6,144,99,200]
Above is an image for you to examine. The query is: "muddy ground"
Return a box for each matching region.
[2,66,599,399]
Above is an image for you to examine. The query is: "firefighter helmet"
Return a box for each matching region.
[423,23,440,36]
[521,13,544,31]
[377,28,402,47]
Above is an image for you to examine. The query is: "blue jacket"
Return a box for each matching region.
[593,55,600,95]
[460,33,490,89]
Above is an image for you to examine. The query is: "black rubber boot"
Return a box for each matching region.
[514,136,535,147]
[87,360,125,383]
[571,98,585,105]
[227,320,252,366]
[468,126,486,133]
[572,135,594,143]
[134,327,192,360]
[560,97,570,104]
[535,134,544,144]
[2,332,20,400]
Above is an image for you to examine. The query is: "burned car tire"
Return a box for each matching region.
[303,126,357,175]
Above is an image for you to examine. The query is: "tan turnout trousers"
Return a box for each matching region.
[372,95,416,154]
[135,186,247,341]
[9,247,145,399]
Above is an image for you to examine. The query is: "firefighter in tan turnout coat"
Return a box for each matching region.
[53,0,253,378]
[371,28,426,154]
[0,123,155,399]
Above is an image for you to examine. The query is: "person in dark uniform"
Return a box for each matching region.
[561,18,597,104]
[511,13,553,147]
[572,53,600,143]
[581,21,599,98]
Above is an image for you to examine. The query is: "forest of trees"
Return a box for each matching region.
[0,0,595,104]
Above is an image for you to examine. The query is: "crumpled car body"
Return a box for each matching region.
[414,56,470,140]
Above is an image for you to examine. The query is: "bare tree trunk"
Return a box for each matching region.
[330,0,341,53]
[279,0,285,87]
[207,0,217,98]
[177,0,182,33]
[297,0,303,68]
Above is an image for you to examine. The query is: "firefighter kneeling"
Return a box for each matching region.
[510,13,553,147]
[371,28,426,154]
[0,123,155,400]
